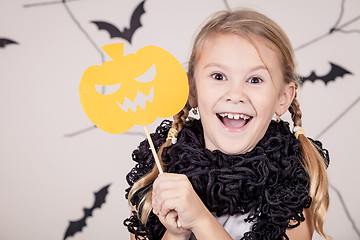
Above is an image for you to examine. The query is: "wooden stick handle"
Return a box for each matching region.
[143,125,181,228]
[143,126,163,174]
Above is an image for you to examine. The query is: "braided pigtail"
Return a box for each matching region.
[157,102,191,163]
[128,102,191,225]
[289,97,330,239]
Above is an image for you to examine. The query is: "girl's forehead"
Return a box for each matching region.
[199,32,283,67]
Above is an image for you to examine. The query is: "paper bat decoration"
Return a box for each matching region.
[91,0,145,43]
[63,184,111,239]
[301,62,352,85]
[0,38,18,48]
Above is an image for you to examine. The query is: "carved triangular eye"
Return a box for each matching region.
[95,83,121,95]
[134,64,156,83]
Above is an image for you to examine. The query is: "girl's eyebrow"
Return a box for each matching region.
[204,63,268,73]
[248,65,268,73]
[204,63,227,69]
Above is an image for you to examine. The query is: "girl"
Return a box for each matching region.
[124,9,330,240]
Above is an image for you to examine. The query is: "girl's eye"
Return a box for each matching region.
[211,73,226,81]
[248,76,262,84]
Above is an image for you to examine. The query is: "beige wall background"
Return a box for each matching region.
[1,0,359,239]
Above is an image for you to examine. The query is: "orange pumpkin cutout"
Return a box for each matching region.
[79,43,189,134]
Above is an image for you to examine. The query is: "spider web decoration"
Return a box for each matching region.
[20,0,359,239]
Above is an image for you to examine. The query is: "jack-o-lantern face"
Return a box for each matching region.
[79,43,189,134]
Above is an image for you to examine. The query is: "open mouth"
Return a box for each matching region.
[217,112,252,130]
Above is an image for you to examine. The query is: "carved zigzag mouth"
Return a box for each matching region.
[117,87,154,112]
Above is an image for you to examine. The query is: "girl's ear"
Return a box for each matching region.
[188,76,198,108]
[275,82,296,116]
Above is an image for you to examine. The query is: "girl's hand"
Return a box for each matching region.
[158,211,191,240]
[152,173,208,235]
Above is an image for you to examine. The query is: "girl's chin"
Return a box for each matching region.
[210,133,255,154]
[212,143,253,155]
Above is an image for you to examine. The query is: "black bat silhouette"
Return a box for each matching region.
[91,0,146,43]
[63,184,111,239]
[301,62,352,85]
[0,38,18,48]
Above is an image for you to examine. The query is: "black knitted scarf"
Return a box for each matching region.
[124,119,329,240]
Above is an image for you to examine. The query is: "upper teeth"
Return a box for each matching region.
[219,113,250,120]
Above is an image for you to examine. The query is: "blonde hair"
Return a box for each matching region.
[128,9,329,238]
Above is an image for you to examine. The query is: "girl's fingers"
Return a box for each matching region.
[164,210,179,224]
[158,197,180,216]
[156,207,178,225]
[152,189,181,215]
[152,173,204,229]
[153,173,188,191]
[152,173,191,214]
[157,210,191,238]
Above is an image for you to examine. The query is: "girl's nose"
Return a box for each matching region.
[225,84,246,103]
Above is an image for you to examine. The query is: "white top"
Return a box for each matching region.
[190,213,252,239]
